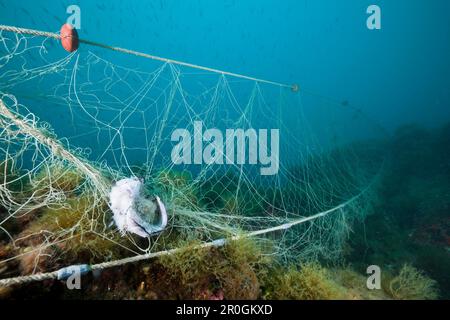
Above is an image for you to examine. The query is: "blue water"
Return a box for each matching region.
[1,1,450,300]
[1,0,449,132]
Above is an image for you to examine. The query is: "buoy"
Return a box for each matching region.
[60,24,79,52]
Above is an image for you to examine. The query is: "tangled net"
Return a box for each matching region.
[0,28,386,285]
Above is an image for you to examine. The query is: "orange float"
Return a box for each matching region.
[60,24,79,52]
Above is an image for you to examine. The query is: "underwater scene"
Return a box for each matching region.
[0,0,449,302]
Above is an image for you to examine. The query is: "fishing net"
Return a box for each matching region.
[0,29,386,283]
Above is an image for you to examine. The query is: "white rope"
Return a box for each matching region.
[0,176,379,287]
[0,25,381,288]
[0,85,382,288]
[0,25,60,39]
[0,76,382,288]
[0,24,298,91]
[0,99,109,198]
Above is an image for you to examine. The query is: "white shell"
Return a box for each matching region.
[109,177,167,237]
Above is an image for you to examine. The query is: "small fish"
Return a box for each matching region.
[20,8,30,15]
[352,109,362,120]
[96,3,106,10]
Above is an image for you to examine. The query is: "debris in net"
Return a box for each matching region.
[109,177,168,237]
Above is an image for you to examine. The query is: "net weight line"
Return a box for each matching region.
[0,97,381,287]
[0,180,377,287]
[0,24,298,91]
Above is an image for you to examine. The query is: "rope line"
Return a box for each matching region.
[0,25,382,288]
[0,176,379,287]
[0,24,297,90]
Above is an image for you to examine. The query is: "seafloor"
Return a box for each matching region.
[0,122,449,300]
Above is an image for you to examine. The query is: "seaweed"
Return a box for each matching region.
[148,238,267,299]
[261,262,347,300]
[387,264,438,300]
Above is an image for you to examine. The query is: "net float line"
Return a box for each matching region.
[0,24,299,91]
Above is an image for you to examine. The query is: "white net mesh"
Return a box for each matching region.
[0,31,385,280]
